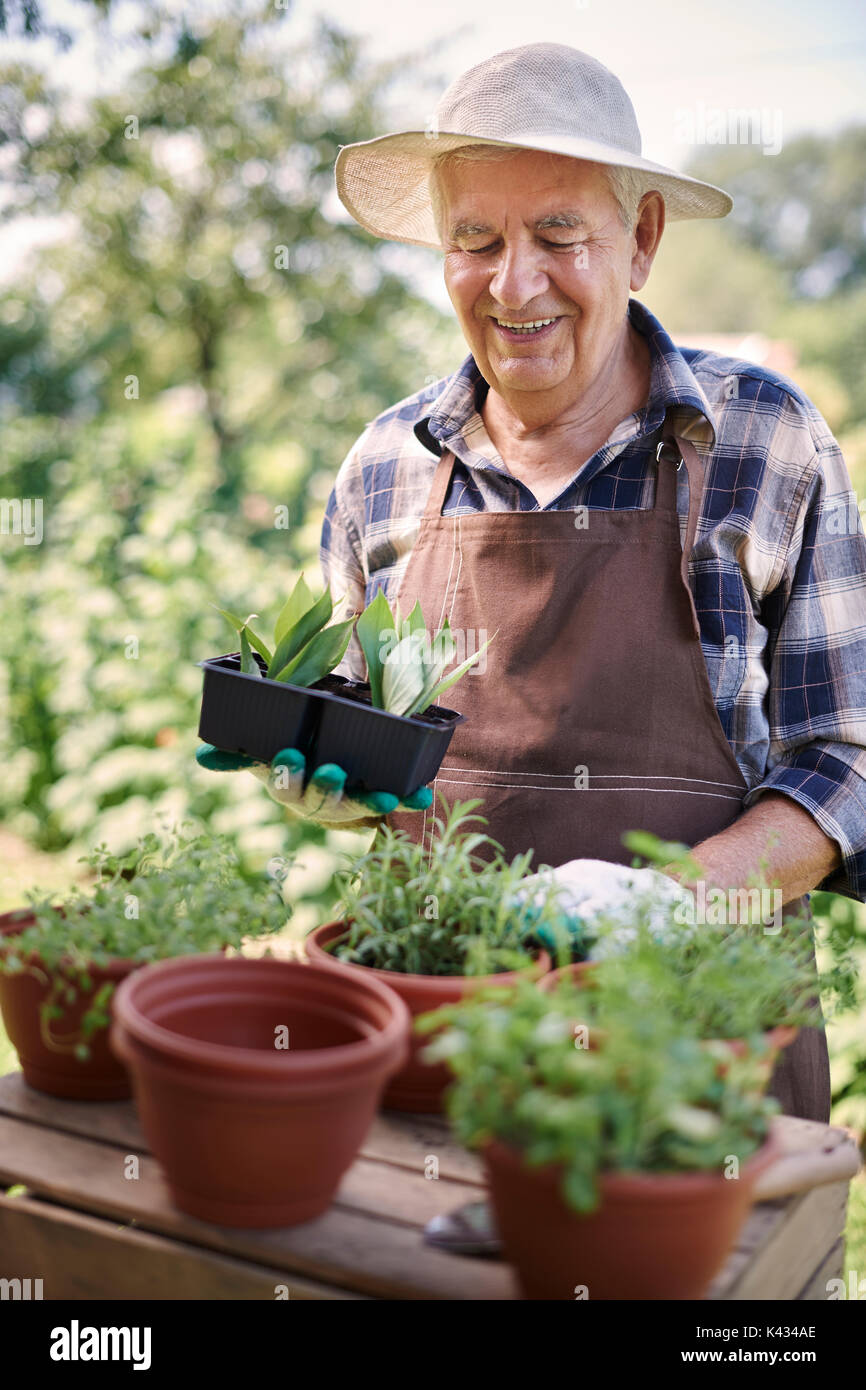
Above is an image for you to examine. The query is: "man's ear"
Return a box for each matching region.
[630,192,665,292]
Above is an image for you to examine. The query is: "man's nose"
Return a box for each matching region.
[487,241,548,309]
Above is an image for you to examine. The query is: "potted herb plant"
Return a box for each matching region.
[0,828,291,1100]
[110,953,410,1227]
[421,977,780,1299]
[304,798,568,1112]
[198,581,492,796]
[540,832,820,1068]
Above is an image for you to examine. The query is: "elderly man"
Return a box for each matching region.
[199,44,866,1127]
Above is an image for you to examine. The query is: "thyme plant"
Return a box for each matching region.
[1,828,291,1059]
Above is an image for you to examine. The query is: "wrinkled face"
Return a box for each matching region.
[438,149,649,409]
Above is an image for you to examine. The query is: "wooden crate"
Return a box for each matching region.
[0,1072,855,1300]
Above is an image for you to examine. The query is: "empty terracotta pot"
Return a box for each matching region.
[110,954,410,1227]
[0,909,137,1100]
[305,920,550,1113]
[484,1132,779,1300]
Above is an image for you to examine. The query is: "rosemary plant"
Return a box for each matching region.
[320,798,573,976]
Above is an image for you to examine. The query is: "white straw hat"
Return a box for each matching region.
[335,42,732,248]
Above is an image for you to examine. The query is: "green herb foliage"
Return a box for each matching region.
[319,798,570,976]
[421,977,778,1214]
[1,828,291,1057]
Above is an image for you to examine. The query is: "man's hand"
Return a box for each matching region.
[195,744,433,829]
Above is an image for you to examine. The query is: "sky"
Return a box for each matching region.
[8,0,866,168]
[305,0,866,166]
[2,0,864,296]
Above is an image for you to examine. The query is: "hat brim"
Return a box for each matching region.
[335,130,732,248]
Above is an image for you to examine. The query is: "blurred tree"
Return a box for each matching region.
[0,4,458,854]
[686,130,866,297]
[0,5,457,522]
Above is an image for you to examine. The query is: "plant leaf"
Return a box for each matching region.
[381,632,429,717]
[355,590,395,707]
[274,619,354,687]
[267,585,333,679]
[213,606,272,664]
[239,626,262,677]
[273,574,315,646]
[407,632,495,717]
[403,599,427,639]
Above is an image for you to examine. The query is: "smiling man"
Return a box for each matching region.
[324,42,866,1123]
[199,43,866,1124]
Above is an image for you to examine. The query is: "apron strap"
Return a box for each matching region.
[422,424,708,638]
[661,429,707,639]
[421,447,457,520]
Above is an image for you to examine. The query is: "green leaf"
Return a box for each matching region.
[213,606,272,664]
[355,590,395,707]
[274,619,354,687]
[267,585,333,679]
[273,574,315,646]
[381,632,429,717]
[404,599,426,638]
[239,626,261,676]
[408,631,495,717]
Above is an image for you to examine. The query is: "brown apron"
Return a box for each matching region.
[387,414,830,1122]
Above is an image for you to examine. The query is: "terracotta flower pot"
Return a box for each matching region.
[719,1025,798,1059]
[484,1131,780,1300]
[538,967,798,1078]
[0,909,138,1100]
[537,960,599,992]
[305,920,551,1113]
[710,1025,799,1083]
[110,954,411,1228]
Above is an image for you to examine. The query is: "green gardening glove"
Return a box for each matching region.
[195,744,433,829]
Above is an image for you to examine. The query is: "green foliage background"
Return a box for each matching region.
[0,2,864,1255]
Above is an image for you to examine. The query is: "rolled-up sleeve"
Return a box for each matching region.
[744,437,866,900]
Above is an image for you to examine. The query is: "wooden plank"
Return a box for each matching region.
[0,1113,511,1300]
[755,1116,862,1200]
[719,1181,850,1301]
[0,1192,361,1300]
[0,1093,482,1229]
[793,1236,845,1301]
[0,1071,484,1184]
[0,1071,141,1149]
[706,1201,788,1299]
[0,1070,853,1302]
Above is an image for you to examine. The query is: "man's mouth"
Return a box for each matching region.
[491,316,561,339]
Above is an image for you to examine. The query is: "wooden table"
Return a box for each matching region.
[0,1070,857,1300]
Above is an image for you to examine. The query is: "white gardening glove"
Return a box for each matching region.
[513,858,696,960]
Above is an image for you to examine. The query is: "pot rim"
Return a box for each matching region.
[306,919,550,989]
[111,953,411,1079]
[485,1125,782,1196]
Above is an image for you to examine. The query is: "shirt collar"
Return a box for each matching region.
[413,298,717,456]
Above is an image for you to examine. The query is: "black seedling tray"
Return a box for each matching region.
[198,654,464,796]
[309,681,465,799]
[197,652,349,764]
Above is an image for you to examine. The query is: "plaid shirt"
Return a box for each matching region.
[321,298,866,901]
